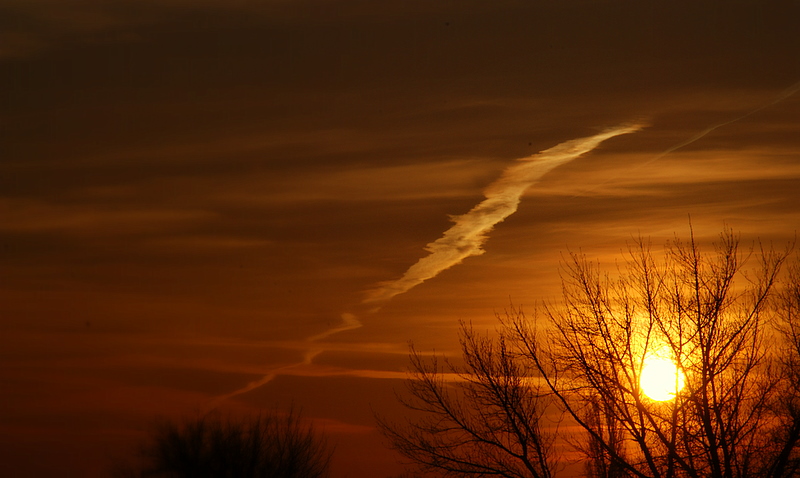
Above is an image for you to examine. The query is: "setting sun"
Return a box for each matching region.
[640,348,685,401]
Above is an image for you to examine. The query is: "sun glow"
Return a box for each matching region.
[640,347,685,401]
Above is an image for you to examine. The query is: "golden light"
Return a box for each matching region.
[640,347,685,401]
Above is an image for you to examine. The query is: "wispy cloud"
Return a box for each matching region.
[205,123,642,410]
[363,123,643,305]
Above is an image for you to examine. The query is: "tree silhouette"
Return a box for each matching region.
[118,408,332,478]
[772,257,800,477]
[384,228,800,478]
[377,323,556,478]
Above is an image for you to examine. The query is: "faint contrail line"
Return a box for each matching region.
[363,123,643,305]
[580,80,800,195]
[205,312,362,411]
[648,80,800,164]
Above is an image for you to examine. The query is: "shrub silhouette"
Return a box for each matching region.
[120,408,331,478]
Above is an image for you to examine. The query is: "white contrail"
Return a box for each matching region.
[206,78,799,408]
[363,123,643,305]
[206,123,642,410]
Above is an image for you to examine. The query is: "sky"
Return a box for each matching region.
[2,1,800,476]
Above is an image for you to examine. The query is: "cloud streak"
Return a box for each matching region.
[206,123,641,410]
[363,123,643,305]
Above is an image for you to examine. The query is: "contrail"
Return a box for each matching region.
[650,80,800,163]
[205,79,798,408]
[363,123,643,305]
[205,312,362,411]
[307,312,361,342]
[206,123,641,410]
[585,80,800,191]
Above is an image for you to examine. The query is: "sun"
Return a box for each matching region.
[640,347,685,401]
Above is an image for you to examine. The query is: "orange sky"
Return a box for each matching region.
[2,1,800,477]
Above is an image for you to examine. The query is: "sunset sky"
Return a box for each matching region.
[2,1,800,476]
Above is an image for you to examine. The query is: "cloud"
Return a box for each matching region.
[363,123,643,305]
[0,197,214,235]
[528,147,800,200]
[0,199,213,234]
[221,159,496,204]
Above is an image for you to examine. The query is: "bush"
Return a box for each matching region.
[118,408,332,478]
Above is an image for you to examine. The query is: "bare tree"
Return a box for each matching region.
[771,257,800,477]
[118,408,332,478]
[378,322,557,478]
[384,227,800,478]
[509,228,799,478]
[581,397,628,478]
